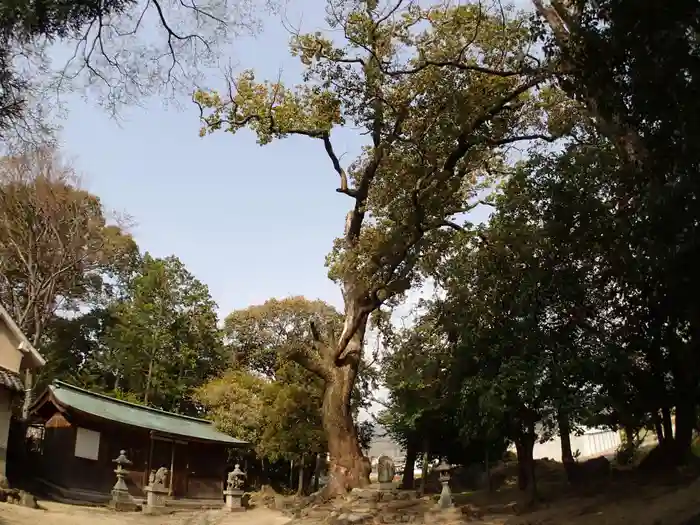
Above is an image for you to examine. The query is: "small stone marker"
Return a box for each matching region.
[223,464,246,512]
[377,456,396,490]
[110,450,138,511]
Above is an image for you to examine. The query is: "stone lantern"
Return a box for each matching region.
[434,459,453,510]
[223,464,246,512]
[110,450,138,511]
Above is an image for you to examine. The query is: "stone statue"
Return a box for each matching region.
[153,467,169,488]
[148,471,156,485]
[226,464,245,491]
[223,464,246,512]
[377,456,396,484]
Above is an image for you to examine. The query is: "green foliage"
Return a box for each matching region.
[39,252,225,417]
[198,296,376,461]
[99,253,225,415]
[109,388,148,406]
[194,369,267,446]
[224,296,342,378]
[36,307,118,392]
[196,0,559,324]
[536,0,700,451]
[198,297,336,461]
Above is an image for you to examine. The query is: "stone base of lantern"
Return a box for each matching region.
[109,488,139,512]
[425,506,460,523]
[437,480,453,510]
[223,489,245,512]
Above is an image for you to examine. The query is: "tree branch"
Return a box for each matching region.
[289,321,333,382]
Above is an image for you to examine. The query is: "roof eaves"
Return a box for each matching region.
[0,367,24,392]
[0,303,46,367]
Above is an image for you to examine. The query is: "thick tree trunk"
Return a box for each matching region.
[322,362,370,495]
[515,422,537,505]
[401,440,417,490]
[674,400,695,460]
[558,410,575,482]
[669,341,697,461]
[261,457,269,486]
[532,0,647,167]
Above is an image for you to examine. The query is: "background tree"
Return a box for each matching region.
[98,253,225,414]
[534,0,700,460]
[195,0,560,493]
[379,313,459,490]
[0,146,136,346]
[36,306,118,392]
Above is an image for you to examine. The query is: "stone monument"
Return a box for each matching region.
[143,466,170,514]
[109,450,138,511]
[377,455,396,490]
[223,464,246,512]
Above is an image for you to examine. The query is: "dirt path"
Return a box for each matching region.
[0,502,292,525]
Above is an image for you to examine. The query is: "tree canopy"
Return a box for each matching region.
[0,146,136,346]
[195,0,565,494]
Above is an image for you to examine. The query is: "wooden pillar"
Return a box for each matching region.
[144,435,154,486]
[169,443,175,496]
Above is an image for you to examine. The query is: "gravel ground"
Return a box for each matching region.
[0,501,292,525]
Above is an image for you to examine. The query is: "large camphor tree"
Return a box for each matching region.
[195,0,562,494]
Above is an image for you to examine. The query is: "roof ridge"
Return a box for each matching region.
[51,381,214,425]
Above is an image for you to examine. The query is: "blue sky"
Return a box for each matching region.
[56,1,521,320]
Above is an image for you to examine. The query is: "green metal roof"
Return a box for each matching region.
[49,381,247,445]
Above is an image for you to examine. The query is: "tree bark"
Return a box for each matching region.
[674,400,694,460]
[557,409,575,482]
[401,440,417,490]
[515,422,537,505]
[21,369,33,421]
[515,440,527,491]
[322,361,370,495]
[532,0,648,167]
